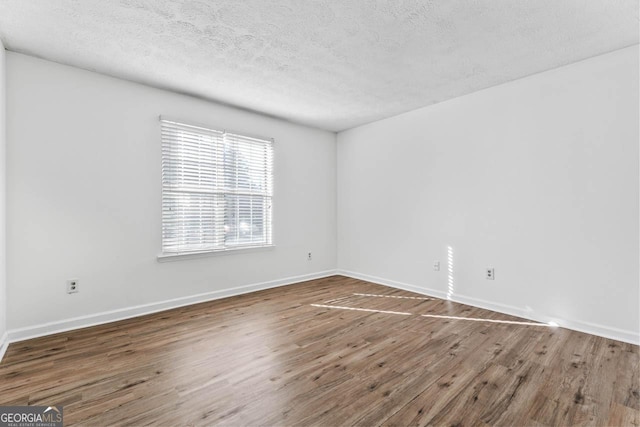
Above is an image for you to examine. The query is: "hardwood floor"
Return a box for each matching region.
[0,275,638,426]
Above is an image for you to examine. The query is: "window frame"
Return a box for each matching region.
[157,116,275,261]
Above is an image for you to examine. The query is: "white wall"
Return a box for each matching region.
[338,46,639,343]
[0,40,7,347]
[5,46,638,344]
[6,53,336,331]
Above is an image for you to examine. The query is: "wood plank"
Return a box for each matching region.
[0,275,637,426]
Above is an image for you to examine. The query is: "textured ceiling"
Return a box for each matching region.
[0,1,637,131]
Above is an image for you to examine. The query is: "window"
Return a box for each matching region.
[160,117,273,255]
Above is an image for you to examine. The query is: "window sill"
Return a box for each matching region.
[157,245,275,262]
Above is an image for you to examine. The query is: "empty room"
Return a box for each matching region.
[0,1,638,426]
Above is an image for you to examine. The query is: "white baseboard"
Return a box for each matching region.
[2,268,636,366]
[0,332,8,363]
[337,269,639,346]
[3,270,338,356]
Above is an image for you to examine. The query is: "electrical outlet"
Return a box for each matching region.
[485,268,495,280]
[67,279,79,294]
[433,261,440,271]
[307,252,312,261]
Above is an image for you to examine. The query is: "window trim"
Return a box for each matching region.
[157,244,275,262]
[157,116,275,260]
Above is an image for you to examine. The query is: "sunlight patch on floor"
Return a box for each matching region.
[311,303,555,327]
[420,313,553,327]
[310,304,412,316]
[352,293,431,300]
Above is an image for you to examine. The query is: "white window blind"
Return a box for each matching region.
[161,118,273,254]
